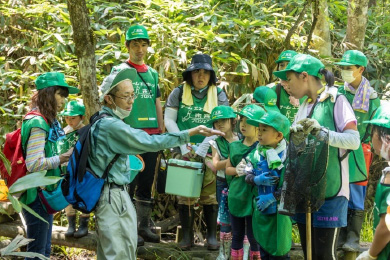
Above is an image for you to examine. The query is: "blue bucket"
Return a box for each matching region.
[129,155,144,183]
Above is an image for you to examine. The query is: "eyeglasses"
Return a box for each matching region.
[111,94,136,102]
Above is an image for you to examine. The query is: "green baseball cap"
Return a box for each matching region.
[253,86,280,113]
[209,105,236,124]
[235,104,265,121]
[364,103,390,128]
[35,72,80,94]
[247,111,291,137]
[126,24,149,41]
[334,50,368,67]
[273,54,325,81]
[60,100,85,116]
[99,67,137,102]
[275,50,298,64]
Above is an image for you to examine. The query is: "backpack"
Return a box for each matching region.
[61,112,119,214]
[0,111,48,188]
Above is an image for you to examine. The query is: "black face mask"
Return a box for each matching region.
[48,119,66,142]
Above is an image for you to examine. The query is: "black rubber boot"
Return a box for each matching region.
[342,209,364,252]
[178,204,195,251]
[203,204,220,251]
[136,200,160,243]
[74,216,89,238]
[65,215,76,237]
[338,210,352,248]
[137,235,145,247]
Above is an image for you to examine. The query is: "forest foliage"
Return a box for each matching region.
[1,0,390,141]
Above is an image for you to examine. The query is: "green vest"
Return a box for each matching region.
[273,84,305,124]
[177,85,221,144]
[227,140,257,217]
[20,116,61,205]
[215,137,230,159]
[311,97,342,199]
[338,87,380,184]
[123,66,159,129]
[373,182,390,260]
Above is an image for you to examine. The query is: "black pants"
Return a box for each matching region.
[129,151,159,201]
[230,214,259,251]
[297,223,339,260]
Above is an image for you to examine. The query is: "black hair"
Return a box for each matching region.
[372,125,390,140]
[318,68,335,87]
[125,38,150,48]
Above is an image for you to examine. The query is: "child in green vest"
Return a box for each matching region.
[59,100,90,238]
[356,103,390,260]
[225,104,265,260]
[245,111,292,259]
[274,54,360,259]
[208,105,239,260]
[334,50,381,252]
[252,86,280,113]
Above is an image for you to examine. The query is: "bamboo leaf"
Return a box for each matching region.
[8,171,61,194]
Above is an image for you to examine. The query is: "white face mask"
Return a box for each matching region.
[380,139,390,161]
[111,98,131,119]
[341,70,356,84]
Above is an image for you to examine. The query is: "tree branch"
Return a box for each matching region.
[284,0,310,49]
[304,0,320,53]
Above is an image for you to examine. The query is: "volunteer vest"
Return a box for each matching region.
[214,137,231,178]
[123,65,159,129]
[373,182,390,260]
[177,85,221,144]
[20,116,61,205]
[273,85,302,124]
[338,87,380,184]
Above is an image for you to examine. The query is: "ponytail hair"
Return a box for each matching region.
[318,68,334,87]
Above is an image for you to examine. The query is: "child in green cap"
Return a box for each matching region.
[207,105,239,259]
[244,110,292,259]
[356,103,390,260]
[59,100,90,239]
[335,50,381,252]
[274,53,360,259]
[225,104,265,259]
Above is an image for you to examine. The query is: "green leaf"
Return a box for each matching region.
[8,171,61,194]
[0,151,11,176]
[7,193,21,213]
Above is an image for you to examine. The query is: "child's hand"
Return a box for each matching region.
[245,174,256,185]
[256,193,276,211]
[254,172,279,186]
[236,159,247,176]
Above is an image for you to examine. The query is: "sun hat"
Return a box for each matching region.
[208,106,236,125]
[334,50,368,67]
[235,104,266,121]
[126,24,149,41]
[253,86,280,113]
[364,103,390,128]
[182,54,218,85]
[99,67,137,102]
[60,100,85,116]
[247,110,291,137]
[273,54,325,81]
[275,50,298,64]
[35,72,80,94]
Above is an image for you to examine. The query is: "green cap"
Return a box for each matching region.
[247,111,291,137]
[276,50,298,64]
[35,72,80,94]
[364,103,390,128]
[334,50,368,67]
[126,25,149,41]
[235,104,265,121]
[273,54,325,81]
[99,67,137,102]
[60,100,85,116]
[209,105,236,124]
[253,86,280,113]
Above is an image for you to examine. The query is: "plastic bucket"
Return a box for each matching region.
[129,155,144,183]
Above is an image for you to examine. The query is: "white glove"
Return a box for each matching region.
[236,159,247,176]
[290,124,306,145]
[356,250,377,260]
[297,118,321,136]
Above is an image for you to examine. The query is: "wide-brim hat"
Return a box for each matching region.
[99,67,137,102]
[334,50,368,67]
[235,104,265,121]
[35,72,80,94]
[182,54,218,85]
[364,102,390,128]
[208,105,236,125]
[60,100,85,116]
[247,110,291,137]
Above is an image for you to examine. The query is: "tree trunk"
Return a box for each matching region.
[67,0,100,120]
[345,0,370,51]
[312,0,332,58]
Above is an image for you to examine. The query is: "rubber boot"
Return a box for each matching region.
[217,232,227,260]
[137,235,145,247]
[231,248,244,260]
[136,200,160,243]
[65,215,76,237]
[203,204,219,251]
[74,216,89,238]
[338,209,352,248]
[178,204,194,251]
[342,209,364,252]
[224,233,232,259]
[243,236,250,260]
[250,251,261,260]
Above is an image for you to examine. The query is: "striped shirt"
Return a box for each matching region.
[25,127,60,172]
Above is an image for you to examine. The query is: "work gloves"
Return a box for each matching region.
[256,193,276,211]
